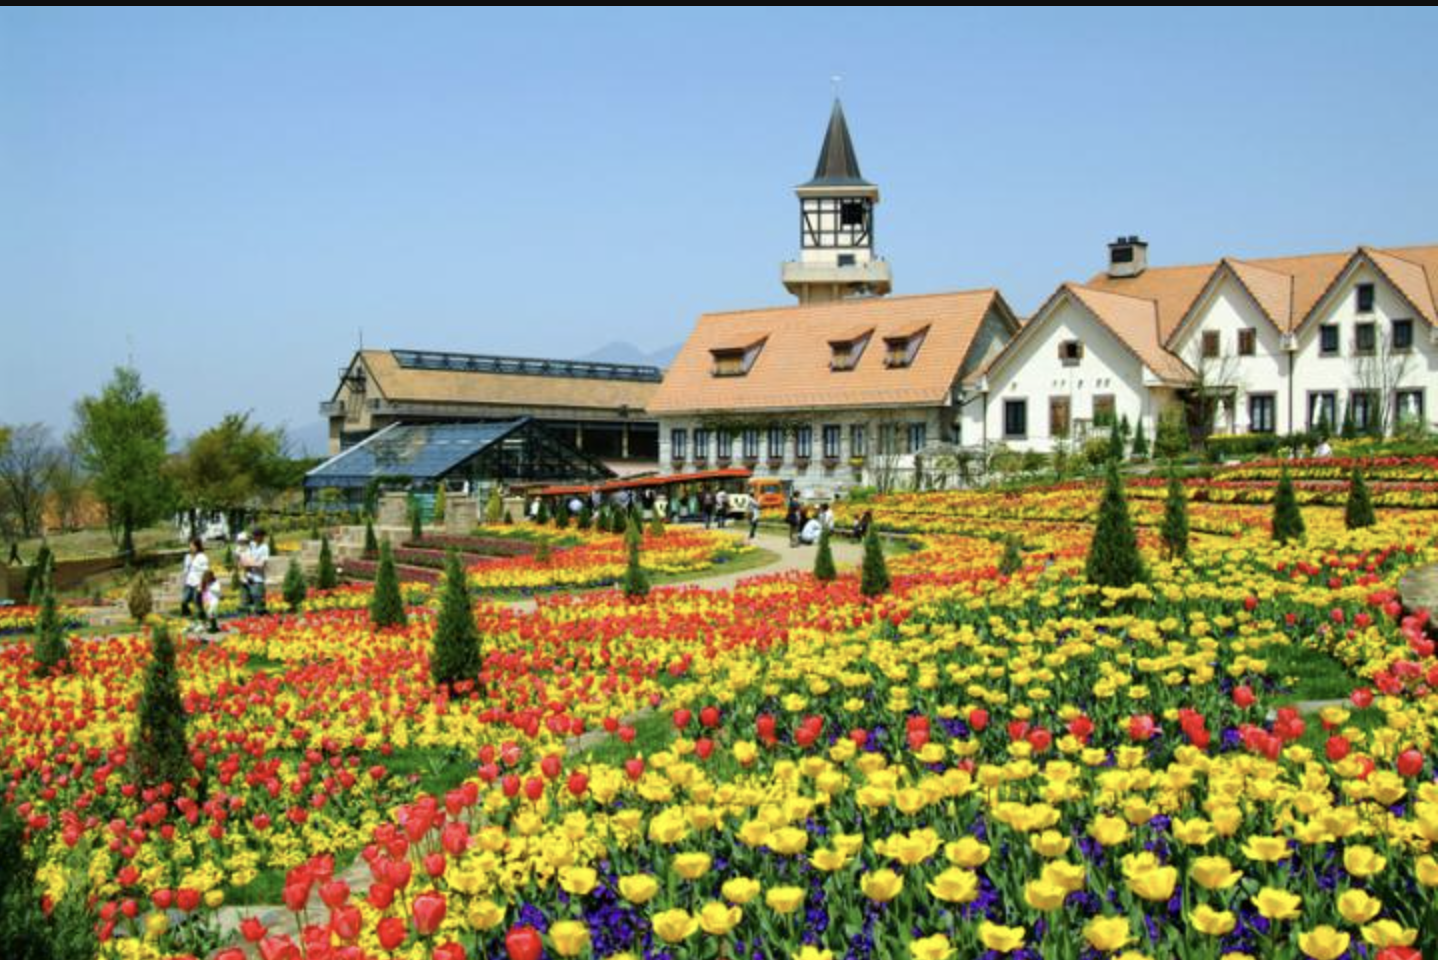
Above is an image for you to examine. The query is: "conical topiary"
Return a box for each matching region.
[430,549,482,691]
[363,520,379,558]
[131,622,189,792]
[316,535,338,590]
[1344,467,1376,530]
[282,556,308,612]
[813,527,837,582]
[127,574,153,625]
[32,577,68,677]
[410,497,423,542]
[1085,460,1146,587]
[0,802,51,960]
[1271,466,1306,544]
[1131,418,1149,459]
[998,535,1023,577]
[485,488,505,525]
[1160,467,1190,561]
[368,540,407,629]
[25,543,53,606]
[621,534,649,598]
[648,508,666,538]
[859,525,891,597]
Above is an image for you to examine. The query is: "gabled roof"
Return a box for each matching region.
[331,349,661,413]
[1084,243,1438,342]
[647,290,1019,415]
[801,99,872,189]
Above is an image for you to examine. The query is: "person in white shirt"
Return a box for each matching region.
[180,537,208,619]
[200,570,222,634]
[819,504,836,532]
[243,528,270,615]
[799,515,823,545]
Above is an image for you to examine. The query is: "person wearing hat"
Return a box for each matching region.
[234,531,252,614]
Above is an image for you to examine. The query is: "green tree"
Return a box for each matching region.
[126,573,153,625]
[70,367,173,560]
[859,525,891,597]
[485,487,505,525]
[410,496,424,542]
[1131,418,1149,460]
[536,499,551,525]
[131,622,189,792]
[813,527,837,582]
[1085,461,1147,587]
[368,540,407,629]
[998,535,1023,576]
[1271,466,1306,544]
[1160,467,1190,561]
[0,803,52,960]
[621,534,649,598]
[32,577,68,676]
[430,549,482,690]
[169,413,290,539]
[282,556,308,611]
[1344,467,1375,530]
[363,519,379,557]
[1154,408,1189,461]
[24,542,53,605]
[316,535,339,590]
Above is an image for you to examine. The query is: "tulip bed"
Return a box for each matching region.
[2,486,1438,960]
[0,602,85,636]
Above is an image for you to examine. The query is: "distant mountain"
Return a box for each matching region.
[576,340,682,370]
[283,419,331,459]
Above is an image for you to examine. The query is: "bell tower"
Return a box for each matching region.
[781,99,892,304]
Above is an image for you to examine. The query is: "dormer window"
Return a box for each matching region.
[883,325,929,369]
[829,328,873,371]
[710,337,767,377]
[1058,340,1084,365]
[1356,283,1375,313]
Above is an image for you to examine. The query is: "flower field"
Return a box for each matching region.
[3,477,1438,960]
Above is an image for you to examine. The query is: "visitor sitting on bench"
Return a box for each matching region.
[798,513,823,545]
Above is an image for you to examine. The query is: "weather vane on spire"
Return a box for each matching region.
[831,74,843,98]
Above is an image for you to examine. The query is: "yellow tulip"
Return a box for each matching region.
[558,865,598,896]
[769,826,810,856]
[978,922,1026,953]
[1041,860,1085,893]
[860,869,904,903]
[1082,915,1131,952]
[1126,865,1177,902]
[1360,919,1417,947]
[945,836,990,868]
[618,874,659,905]
[1189,905,1236,936]
[1343,845,1387,878]
[721,877,761,905]
[1416,854,1438,887]
[652,908,699,944]
[468,900,505,930]
[1297,926,1350,960]
[926,867,978,904]
[909,933,954,960]
[550,920,591,958]
[810,847,850,872]
[1252,887,1302,921]
[673,852,712,880]
[1241,835,1291,863]
[765,885,806,915]
[698,901,742,937]
[1024,878,1068,912]
[794,949,834,960]
[1088,815,1130,847]
[1336,888,1382,924]
[1189,856,1242,891]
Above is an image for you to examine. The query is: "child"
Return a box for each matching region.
[201,569,222,634]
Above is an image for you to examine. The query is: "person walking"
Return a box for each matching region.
[701,489,714,530]
[746,497,762,540]
[785,497,803,547]
[180,537,208,620]
[243,528,270,615]
[715,489,728,528]
[200,569,222,634]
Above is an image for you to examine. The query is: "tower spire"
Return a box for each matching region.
[804,98,871,188]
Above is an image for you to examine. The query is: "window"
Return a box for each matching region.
[670,428,687,462]
[829,332,871,371]
[741,428,759,460]
[906,422,927,454]
[1349,391,1377,433]
[840,200,867,226]
[822,425,841,459]
[1354,322,1376,355]
[716,430,733,461]
[1356,283,1375,313]
[1393,318,1414,352]
[1249,394,1276,434]
[1003,399,1028,438]
[1308,392,1338,432]
[1201,330,1221,359]
[1049,397,1071,438]
[693,428,709,461]
[710,339,766,377]
[850,424,867,457]
[884,328,928,368]
[1396,389,1425,426]
[1093,394,1116,427]
[1319,324,1340,356]
[795,426,813,460]
[1237,328,1256,356]
[836,253,856,267]
[1058,340,1084,365]
[767,427,784,461]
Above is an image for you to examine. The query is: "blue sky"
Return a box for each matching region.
[4,7,1437,449]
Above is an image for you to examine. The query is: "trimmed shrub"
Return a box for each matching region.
[127,574,153,625]
[813,527,837,582]
[368,540,407,629]
[1085,461,1146,587]
[1161,467,1189,561]
[431,549,482,690]
[316,535,339,590]
[131,622,189,792]
[1271,466,1306,544]
[859,526,891,597]
[1344,467,1375,530]
[621,535,649,598]
[282,556,308,612]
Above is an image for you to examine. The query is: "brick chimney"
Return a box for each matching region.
[1107,236,1148,278]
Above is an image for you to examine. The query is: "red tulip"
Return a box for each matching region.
[424,852,447,878]
[506,924,544,960]
[1397,748,1424,778]
[412,890,447,936]
[1352,687,1374,709]
[695,737,714,760]
[673,708,693,729]
[567,771,589,797]
[176,887,201,912]
[700,706,721,728]
[434,943,467,960]
[968,708,989,732]
[319,880,350,909]
[523,777,545,802]
[240,916,268,943]
[623,757,644,781]
[1232,685,1256,709]
[377,914,408,951]
[540,754,562,780]
[1325,736,1350,762]
[1128,714,1156,742]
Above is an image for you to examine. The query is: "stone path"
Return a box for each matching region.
[1399,562,1438,615]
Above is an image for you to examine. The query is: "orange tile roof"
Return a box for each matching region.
[646,290,1017,415]
[1064,285,1195,383]
[1084,243,1438,339]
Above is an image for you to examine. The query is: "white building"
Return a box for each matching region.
[966,238,1438,451]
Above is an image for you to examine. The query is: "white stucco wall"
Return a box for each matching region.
[1291,261,1437,434]
[980,296,1162,453]
[1169,274,1290,434]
